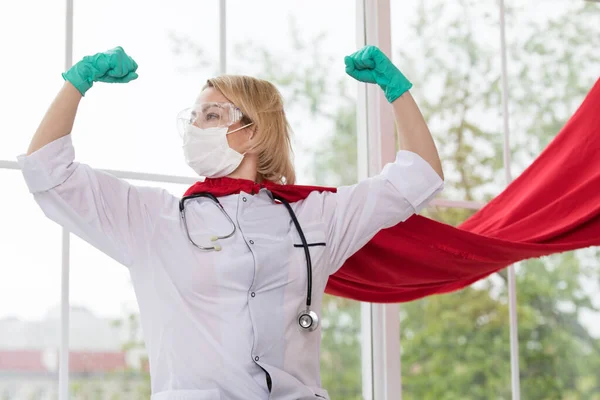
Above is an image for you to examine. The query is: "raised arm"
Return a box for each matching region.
[19,47,171,268]
[27,82,82,155]
[392,93,444,180]
[312,46,445,275]
[344,45,444,179]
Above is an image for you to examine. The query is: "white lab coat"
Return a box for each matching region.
[18,135,443,400]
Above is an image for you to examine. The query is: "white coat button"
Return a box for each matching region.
[255,356,260,361]
[249,240,254,245]
[251,292,256,297]
[242,197,247,202]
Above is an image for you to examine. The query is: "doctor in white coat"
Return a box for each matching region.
[19,46,444,399]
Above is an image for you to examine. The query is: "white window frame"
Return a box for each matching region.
[357,1,401,399]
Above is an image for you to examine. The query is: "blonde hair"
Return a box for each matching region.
[204,75,296,185]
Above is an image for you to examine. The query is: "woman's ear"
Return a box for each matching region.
[242,126,257,155]
[248,125,258,141]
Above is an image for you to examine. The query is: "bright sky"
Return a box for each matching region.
[1,0,598,342]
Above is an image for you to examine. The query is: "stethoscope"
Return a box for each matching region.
[179,192,320,332]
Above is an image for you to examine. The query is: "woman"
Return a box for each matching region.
[19,45,444,399]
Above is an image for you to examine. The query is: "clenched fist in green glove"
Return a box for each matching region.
[344,45,412,103]
[62,46,139,96]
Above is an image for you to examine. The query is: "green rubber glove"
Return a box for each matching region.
[344,45,412,103]
[62,46,139,96]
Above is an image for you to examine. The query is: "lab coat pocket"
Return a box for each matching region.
[150,388,221,400]
[291,224,328,272]
[291,222,327,248]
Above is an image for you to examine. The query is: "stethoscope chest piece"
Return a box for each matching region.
[298,308,319,332]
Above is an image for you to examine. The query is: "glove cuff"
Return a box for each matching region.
[62,64,93,96]
[385,75,413,103]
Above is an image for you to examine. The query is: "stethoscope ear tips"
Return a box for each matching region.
[298,309,319,332]
[214,244,222,251]
[210,235,219,242]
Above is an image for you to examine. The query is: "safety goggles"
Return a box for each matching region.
[176,102,244,136]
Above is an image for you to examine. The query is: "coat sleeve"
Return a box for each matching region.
[312,150,444,275]
[17,135,175,268]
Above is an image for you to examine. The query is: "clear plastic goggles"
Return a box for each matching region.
[176,102,243,136]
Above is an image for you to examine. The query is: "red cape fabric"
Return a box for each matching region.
[185,78,600,303]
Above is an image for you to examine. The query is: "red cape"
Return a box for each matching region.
[185,78,600,303]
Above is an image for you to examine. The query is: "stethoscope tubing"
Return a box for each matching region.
[179,192,317,330]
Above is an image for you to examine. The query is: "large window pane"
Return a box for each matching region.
[395,0,600,398]
[0,0,65,161]
[400,207,511,399]
[392,0,512,397]
[392,0,503,204]
[68,181,189,400]
[72,0,220,176]
[0,171,62,399]
[226,1,362,397]
[68,235,146,400]
[509,2,600,399]
[507,0,600,178]
[514,250,600,399]
[226,0,358,187]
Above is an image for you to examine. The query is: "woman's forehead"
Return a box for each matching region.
[196,87,230,104]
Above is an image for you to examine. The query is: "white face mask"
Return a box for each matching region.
[182,123,253,178]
